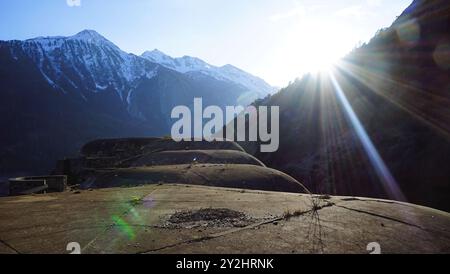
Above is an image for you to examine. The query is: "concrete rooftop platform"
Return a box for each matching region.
[0,184,449,254]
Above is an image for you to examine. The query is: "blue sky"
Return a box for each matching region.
[0,0,412,86]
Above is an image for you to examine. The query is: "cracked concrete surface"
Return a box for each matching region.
[0,184,449,254]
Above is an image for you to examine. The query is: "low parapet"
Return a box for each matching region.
[9,175,67,196]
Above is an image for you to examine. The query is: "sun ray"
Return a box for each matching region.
[329,71,406,201]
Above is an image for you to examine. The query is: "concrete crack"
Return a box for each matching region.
[82,189,158,253]
[137,217,283,254]
[340,198,416,208]
[335,204,424,229]
[138,200,334,254]
[0,239,21,254]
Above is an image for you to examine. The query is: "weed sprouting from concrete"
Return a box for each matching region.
[129,196,144,206]
[281,178,331,253]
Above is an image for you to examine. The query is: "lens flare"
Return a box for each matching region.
[396,18,421,44]
[112,215,136,240]
[143,195,156,208]
[433,42,450,70]
[329,71,406,201]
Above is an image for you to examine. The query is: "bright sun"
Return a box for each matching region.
[291,22,350,72]
[300,44,341,73]
[272,19,357,85]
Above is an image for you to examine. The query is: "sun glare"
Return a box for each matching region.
[293,22,353,71]
[300,44,340,73]
[272,18,358,85]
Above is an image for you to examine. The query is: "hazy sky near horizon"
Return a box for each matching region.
[0,0,412,86]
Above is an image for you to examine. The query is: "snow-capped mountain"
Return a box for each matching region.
[0,30,265,175]
[7,30,159,101]
[142,49,210,72]
[142,49,276,99]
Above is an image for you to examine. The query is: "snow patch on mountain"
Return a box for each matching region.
[142,49,276,97]
[3,29,275,113]
[9,30,159,101]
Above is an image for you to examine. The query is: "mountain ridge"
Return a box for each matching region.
[2,29,275,103]
[141,48,276,98]
[0,29,272,176]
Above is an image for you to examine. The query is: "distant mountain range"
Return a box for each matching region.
[141,49,275,98]
[0,30,275,175]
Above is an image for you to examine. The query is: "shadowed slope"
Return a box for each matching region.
[230,0,450,211]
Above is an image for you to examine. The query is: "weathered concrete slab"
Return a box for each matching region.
[81,138,245,158]
[0,185,449,254]
[82,164,304,193]
[124,150,265,168]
